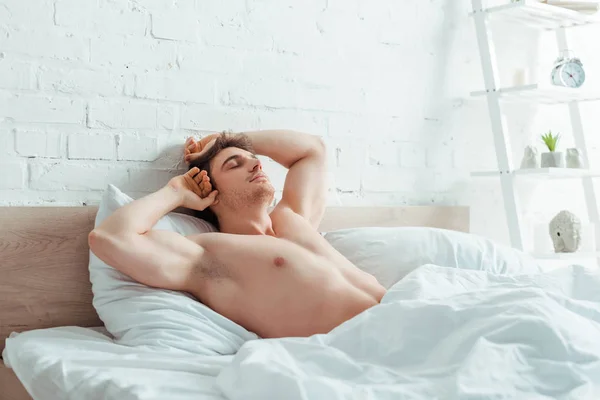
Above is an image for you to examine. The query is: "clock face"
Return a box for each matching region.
[560,62,585,88]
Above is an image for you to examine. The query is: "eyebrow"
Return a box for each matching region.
[221,153,258,171]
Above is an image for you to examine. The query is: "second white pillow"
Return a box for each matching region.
[323,227,542,289]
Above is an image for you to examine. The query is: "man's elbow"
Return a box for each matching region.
[310,135,327,157]
[88,229,105,254]
[88,229,117,256]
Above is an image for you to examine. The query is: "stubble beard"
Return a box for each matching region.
[219,183,275,211]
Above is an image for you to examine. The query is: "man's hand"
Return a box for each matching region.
[168,167,218,211]
[184,134,219,165]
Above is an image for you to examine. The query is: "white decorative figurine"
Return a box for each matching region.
[549,210,582,253]
[566,148,583,168]
[520,146,539,169]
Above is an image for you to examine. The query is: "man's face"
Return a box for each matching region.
[209,147,275,209]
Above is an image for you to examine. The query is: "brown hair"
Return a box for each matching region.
[187,132,254,230]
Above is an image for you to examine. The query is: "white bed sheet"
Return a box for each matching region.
[216,264,600,400]
[3,326,230,400]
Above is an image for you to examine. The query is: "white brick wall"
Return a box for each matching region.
[90,36,177,70]
[55,0,147,36]
[2,94,86,124]
[0,55,35,90]
[0,160,26,189]
[2,29,89,61]
[68,133,115,160]
[135,73,215,104]
[16,130,64,159]
[3,0,564,247]
[0,0,55,27]
[151,11,198,41]
[39,67,134,97]
[88,99,174,130]
[116,134,159,162]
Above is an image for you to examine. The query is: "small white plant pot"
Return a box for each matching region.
[541,152,564,168]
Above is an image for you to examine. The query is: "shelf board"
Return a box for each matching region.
[471,0,600,30]
[533,251,600,260]
[471,168,600,179]
[471,84,600,104]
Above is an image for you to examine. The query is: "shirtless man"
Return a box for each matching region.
[88,130,386,339]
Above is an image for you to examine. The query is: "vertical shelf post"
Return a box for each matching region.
[472,0,525,250]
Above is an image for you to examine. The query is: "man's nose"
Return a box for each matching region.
[251,158,262,171]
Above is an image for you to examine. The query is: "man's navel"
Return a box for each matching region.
[274,257,285,267]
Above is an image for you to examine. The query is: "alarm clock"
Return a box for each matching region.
[551,53,586,88]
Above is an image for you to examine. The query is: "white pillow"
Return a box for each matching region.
[90,184,258,356]
[323,227,542,289]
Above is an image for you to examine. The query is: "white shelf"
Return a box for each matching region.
[471,0,600,30]
[471,167,600,179]
[533,251,600,260]
[471,84,600,104]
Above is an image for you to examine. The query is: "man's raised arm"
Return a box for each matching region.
[88,168,217,291]
[243,130,328,228]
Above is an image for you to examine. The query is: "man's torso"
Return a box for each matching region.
[187,207,386,338]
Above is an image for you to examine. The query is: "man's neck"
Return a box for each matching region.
[217,206,275,236]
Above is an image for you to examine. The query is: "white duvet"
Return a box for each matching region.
[216,264,600,400]
[6,264,600,399]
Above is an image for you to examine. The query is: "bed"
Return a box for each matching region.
[0,205,470,400]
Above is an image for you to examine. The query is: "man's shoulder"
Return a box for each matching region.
[269,204,321,234]
[269,203,297,222]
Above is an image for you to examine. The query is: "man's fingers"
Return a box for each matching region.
[202,190,218,205]
[200,181,212,197]
[181,168,216,200]
[199,134,218,151]
[186,152,202,163]
[200,180,211,190]
[194,171,208,184]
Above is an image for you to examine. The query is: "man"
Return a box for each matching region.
[89,130,386,339]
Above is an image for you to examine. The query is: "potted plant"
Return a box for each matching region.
[540,131,564,168]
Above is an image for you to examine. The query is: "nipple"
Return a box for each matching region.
[274,257,285,267]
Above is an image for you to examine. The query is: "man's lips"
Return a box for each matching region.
[250,174,266,182]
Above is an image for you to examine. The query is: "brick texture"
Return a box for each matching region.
[0,0,480,240]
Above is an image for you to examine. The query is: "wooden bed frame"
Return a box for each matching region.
[0,205,469,400]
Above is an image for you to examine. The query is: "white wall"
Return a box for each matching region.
[1,0,598,250]
[0,0,474,204]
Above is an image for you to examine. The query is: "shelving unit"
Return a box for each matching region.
[471,84,600,104]
[470,0,600,264]
[533,251,600,260]
[470,0,600,29]
[472,168,600,179]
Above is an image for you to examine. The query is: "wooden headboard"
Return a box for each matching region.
[0,205,469,400]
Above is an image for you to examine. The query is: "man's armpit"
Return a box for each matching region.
[193,254,231,280]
